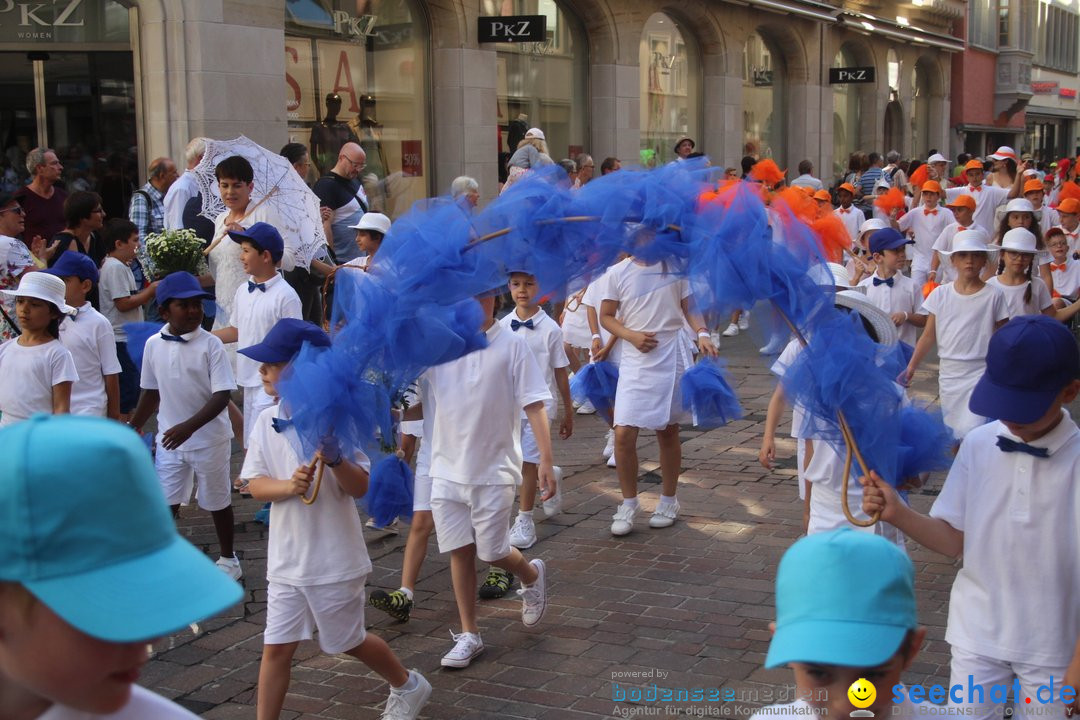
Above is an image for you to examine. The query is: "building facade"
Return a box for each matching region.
[0,0,961,213]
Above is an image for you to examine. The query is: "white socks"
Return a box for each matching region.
[622,497,640,509]
[398,586,414,601]
[658,495,677,508]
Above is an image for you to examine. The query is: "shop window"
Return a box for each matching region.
[285,0,429,217]
[832,46,862,179]
[743,32,785,166]
[639,12,701,166]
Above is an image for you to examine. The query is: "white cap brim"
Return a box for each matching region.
[0,288,75,315]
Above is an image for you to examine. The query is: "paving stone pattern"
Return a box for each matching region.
[145,327,1041,719]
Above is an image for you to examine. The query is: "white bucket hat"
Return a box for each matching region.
[940,228,992,255]
[996,227,1038,254]
[1003,198,1035,215]
[348,212,391,235]
[874,178,892,191]
[989,146,1017,161]
[835,290,899,348]
[859,218,888,236]
[524,127,546,141]
[1,271,75,315]
[927,153,948,164]
[809,261,855,289]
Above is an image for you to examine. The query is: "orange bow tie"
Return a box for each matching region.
[924,209,938,216]
[957,226,967,231]
[839,207,851,214]
[969,185,982,192]
[1051,262,1068,272]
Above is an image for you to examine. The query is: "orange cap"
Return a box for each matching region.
[813,189,832,202]
[1058,198,1080,214]
[946,194,976,210]
[920,180,942,194]
[838,182,856,194]
[1023,179,1044,194]
[964,159,985,172]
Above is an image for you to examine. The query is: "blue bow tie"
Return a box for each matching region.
[873,276,894,287]
[160,332,187,343]
[996,435,1049,458]
[248,280,267,293]
[271,416,293,433]
[510,318,535,331]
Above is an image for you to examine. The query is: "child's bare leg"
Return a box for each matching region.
[257,642,298,720]
[449,545,479,633]
[210,506,235,558]
[613,425,640,499]
[227,399,243,443]
[564,342,583,374]
[400,511,434,592]
[519,462,538,512]
[344,634,409,687]
[656,423,681,497]
[489,547,539,585]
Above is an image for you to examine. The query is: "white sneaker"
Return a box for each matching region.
[759,336,787,355]
[365,517,400,535]
[509,514,537,549]
[576,399,597,415]
[721,323,739,337]
[607,454,617,468]
[610,503,639,536]
[382,670,431,719]
[215,555,242,581]
[602,429,615,459]
[518,559,548,627]
[542,466,563,518]
[441,631,484,668]
[649,498,680,529]
[738,314,750,331]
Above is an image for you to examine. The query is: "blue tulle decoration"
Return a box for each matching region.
[895,404,954,482]
[680,358,744,428]
[123,322,164,370]
[365,454,415,526]
[570,361,619,418]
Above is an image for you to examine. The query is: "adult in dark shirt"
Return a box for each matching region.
[14,147,67,248]
[49,191,107,308]
[309,93,359,175]
[312,142,369,264]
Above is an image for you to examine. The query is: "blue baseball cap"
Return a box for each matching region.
[229,221,284,263]
[0,416,242,642]
[765,529,916,668]
[869,228,913,254]
[44,252,99,284]
[156,271,211,306]
[238,317,330,363]
[969,315,1080,423]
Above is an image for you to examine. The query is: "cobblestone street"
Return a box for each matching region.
[147,323,972,719]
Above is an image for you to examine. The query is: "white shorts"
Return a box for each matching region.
[156,440,232,512]
[243,385,274,447]
[949,646,1069,719]
[264,576,368,655]
[520,417,547,465]
[413,439,432,513]
[430,479,514,562]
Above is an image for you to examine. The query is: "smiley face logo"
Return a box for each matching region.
[848,678,877,709]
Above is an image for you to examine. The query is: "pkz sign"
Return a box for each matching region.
[478,15,545,43]
[829,66,876,84]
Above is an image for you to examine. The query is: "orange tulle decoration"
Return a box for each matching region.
[874,187,907,216]
[750,159,786,189]
[909,164,930,190]
[773,186,816,223]
[922,280,940,299]
[697,179,740,210]
[811,215,852,264]
[1055,181,1080,205]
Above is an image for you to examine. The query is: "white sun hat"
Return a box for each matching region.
[524,127,546,141]
[809,261,855,289]
[0,271,75,315]
[988,146,1017,161]
[859,218,889,236]
[939,228,992,255]
[995,227,1038,254]
[835,290,899,348]
[348,212,391,235]
[1002,198,1035,215]
[927,153,948,164]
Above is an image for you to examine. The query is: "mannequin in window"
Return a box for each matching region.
[310,93,359,175]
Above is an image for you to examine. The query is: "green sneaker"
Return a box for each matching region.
[478,567,515,600]
[369,589,413,622]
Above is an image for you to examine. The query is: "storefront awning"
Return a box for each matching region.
[837,12,966,52]
[1025,106,1079,119]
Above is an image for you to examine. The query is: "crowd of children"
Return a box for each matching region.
[1,147,1079,720]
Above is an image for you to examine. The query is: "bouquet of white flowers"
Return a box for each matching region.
[141,229,208,280]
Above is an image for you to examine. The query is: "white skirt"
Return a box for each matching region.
[938,357,988,440]
[807,481,907,550]
[560,302,593,349]
[613,329,691,430]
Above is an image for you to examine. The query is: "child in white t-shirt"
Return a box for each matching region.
[857,229,925,347]
[930,194,976,285]
[896,180,950,289]
[600,255,717,536]
[241,318,430,720]
[0,272,77,427]
[987,227,1054,318]
[864,315,1080,720]
[46,252,122,418]
[1047,229,1080,324]
[907,231,1010,441]
[212,222,302,446]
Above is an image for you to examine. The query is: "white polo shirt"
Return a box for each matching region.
[140,325,235,450]
[857,272,921,346]
[930,221,971,284]
[241,403,372,586]
[498,307,568,418]
[425,321,551,486]
[231,273,302,387]
[986,276,1053,317]
[58,302,122,416]
[1050,257,1080,297]
[918,283,1009,362]
[98,256,143,342]
[945,183,1009,236]
[833,205,862,244]
[1037,204,1060,236]
[897,204,950,271]
[0,338,78,427]
[930,412,1080,666]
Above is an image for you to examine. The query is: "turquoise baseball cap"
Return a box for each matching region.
[765,529,916,668]
[0,415,243,642]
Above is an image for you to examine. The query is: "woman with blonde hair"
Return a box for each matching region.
[501,128,554,193]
